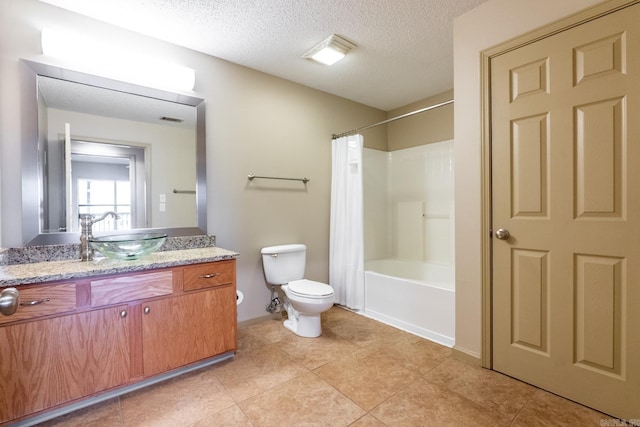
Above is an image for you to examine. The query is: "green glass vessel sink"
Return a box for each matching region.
[89,233,167,260]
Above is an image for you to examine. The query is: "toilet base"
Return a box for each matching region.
[283,314,322,338]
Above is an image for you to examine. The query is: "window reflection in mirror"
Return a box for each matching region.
[66,140,145,233]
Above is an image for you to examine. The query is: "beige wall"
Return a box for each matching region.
[0,0,386,322]
[386,90,454,151]
[453,0,604,359]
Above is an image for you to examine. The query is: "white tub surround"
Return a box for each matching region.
[362,140,455,347]
[364,259,455,347]
[364,141,454,264]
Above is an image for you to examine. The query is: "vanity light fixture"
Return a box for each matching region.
[41,28,196,92]
[302,34,356,66]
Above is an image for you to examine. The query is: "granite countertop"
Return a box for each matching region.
[0,247,239,287]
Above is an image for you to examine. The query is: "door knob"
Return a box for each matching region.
[495,228,511,240]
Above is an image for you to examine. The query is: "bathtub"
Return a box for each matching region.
[364,259,455,347]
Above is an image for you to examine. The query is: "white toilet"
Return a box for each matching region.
[261,244,335,338]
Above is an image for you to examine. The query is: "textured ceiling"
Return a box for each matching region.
[38,0,488,111]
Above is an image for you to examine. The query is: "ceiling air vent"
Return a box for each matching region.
[160,116,184,123]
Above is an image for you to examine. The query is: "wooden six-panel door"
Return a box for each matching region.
[491,2,640,420]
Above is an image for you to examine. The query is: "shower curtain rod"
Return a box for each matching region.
[331,99,453,139]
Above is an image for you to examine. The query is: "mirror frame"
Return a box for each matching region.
[21,59,207,245]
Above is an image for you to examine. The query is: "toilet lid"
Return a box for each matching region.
[288,279,334,297]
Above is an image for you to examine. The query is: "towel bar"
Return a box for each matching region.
[247,173,309,184]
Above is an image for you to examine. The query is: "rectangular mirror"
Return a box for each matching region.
[21,60,207,245]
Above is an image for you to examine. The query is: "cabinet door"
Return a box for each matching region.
[0,306,131,423]
[142,286,237,377]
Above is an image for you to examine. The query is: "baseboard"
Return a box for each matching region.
[451,345,482,366]
[361,308,455,348]
[12,352,234,427]
[238,312,283,327]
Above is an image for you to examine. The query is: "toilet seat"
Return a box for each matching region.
[288,279,334,299]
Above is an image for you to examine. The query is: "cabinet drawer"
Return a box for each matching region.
[91,271,173,307]
[0,283,76,324]
[183,260,235,291]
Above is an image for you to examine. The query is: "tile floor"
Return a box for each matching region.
[37,306,617,426]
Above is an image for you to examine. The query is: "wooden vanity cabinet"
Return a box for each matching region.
[142,259,237,376]
[0,259,237,425]
[0,304,131,423]
[142,285,237,376]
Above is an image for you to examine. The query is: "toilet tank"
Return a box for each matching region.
[261,244,306,285]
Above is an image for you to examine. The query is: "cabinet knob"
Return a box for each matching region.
[144,306,151,315]
[199,273,220,279]
[120,310,127,318]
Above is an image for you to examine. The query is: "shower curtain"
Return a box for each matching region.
[330,134,364,309]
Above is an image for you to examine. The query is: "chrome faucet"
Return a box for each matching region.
[79,211,121,261]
